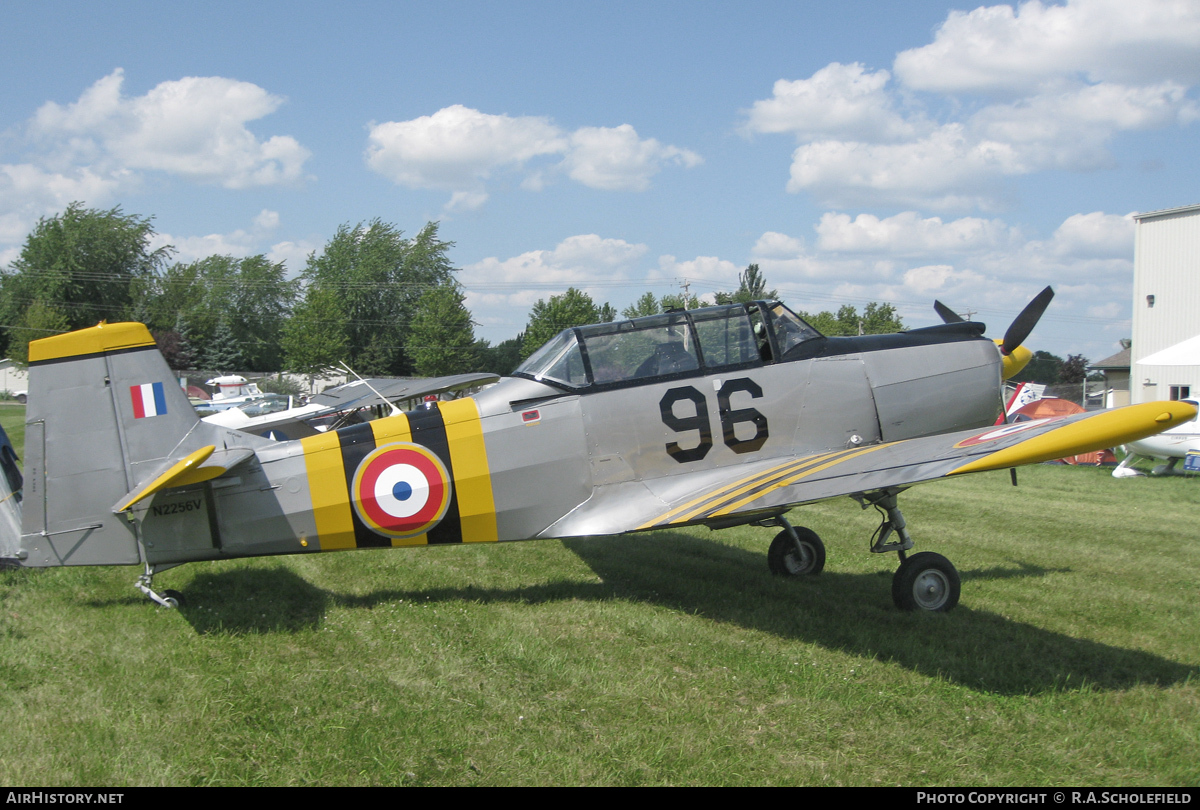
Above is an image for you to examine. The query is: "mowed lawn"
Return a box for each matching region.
[0,403,1196,786]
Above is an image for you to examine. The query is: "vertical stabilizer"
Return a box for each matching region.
[20,322,202,566]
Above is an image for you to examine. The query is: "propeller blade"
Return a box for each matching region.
[1001,286,1054,355]
[933,300,964,323]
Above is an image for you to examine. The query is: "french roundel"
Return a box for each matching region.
[352,443,452,538]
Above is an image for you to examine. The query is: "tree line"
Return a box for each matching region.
[0,204,908,380]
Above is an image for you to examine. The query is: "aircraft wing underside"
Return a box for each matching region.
[541,400,1197,538]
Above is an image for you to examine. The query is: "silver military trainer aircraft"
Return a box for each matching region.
[1,291,1195,612]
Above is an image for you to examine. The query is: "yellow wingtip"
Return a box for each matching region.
[950,400,1198,475]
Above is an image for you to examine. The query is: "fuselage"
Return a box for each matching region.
[144,302,1001,562]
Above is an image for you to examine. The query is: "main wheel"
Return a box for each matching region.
[161,589,186,609]
[767,527,826,576]
[892,552,959,612]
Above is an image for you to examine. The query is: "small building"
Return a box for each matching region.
[1131,203,1200,404]
[0,360,29,397]
[1090,346,1130,408]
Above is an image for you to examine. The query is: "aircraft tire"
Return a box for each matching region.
[768,527,825,577]
[161,589,186,609]
[892,552,959,612]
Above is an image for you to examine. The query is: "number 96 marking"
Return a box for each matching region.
[660,378,769,463]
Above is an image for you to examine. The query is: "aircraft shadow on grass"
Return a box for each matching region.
[169,532,1195,696]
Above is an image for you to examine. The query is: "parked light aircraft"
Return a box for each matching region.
[1111,399,1200,477]
[1,291,1195,613]
[202,372,500,440]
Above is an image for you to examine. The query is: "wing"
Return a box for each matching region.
[206,373,503,439]
[541,400,1198,537]
[310,373,501,412]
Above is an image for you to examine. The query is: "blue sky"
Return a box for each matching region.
[2,0,1198,362]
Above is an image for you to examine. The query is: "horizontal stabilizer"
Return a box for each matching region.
[113,445,256,513]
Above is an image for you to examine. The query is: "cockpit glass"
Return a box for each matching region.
[580,314,698,384]
[514,330,589,388]
[769,303,822,355]
[691,306,760,368]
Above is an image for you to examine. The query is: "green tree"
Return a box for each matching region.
[622,292,660,319]
[136,254,296,371]
[408,285,477,376]
[477,335,525,376]
[714,264,777,305]
[204,318,245,371]
[282,286,349,380]
[622,290,702,317]
[797,302,904,336]
[1,202,172,357]
[300,220,456,375]
[5,301,71,365]
[659,291,701,311]
[1011,350,1064,385]
[522,287,613,359]
[1059,354,1089,385]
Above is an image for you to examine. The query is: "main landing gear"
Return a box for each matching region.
[857,487,960,612]
[766,520,826,577]
[763,488,961,613]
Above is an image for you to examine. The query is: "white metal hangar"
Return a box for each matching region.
[1132,203,1200,404]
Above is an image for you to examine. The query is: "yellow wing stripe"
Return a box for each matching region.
[300,430,357,551]
[640,447,874,529]
[29,322,156,363]
[710,444,887,517]
[951,400,1198,475]
[439,398,499,543]
[639,455,834,529]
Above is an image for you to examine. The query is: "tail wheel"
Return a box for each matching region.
[892,552,960,612]
[767,527,826,577]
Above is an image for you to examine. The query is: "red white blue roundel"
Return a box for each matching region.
[352,443,452,538]
[953,418,1054,448]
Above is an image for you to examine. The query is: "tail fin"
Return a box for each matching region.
[19,322,221,566]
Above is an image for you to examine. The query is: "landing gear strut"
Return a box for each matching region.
[855,488,961,612]
[135,564,186,608]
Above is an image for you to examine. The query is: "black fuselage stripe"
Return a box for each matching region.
[406,406,463,545]
[337,422,388,548]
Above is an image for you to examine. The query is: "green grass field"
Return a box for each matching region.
[0,404,1196,786]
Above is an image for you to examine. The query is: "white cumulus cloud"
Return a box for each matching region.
[32,69,310,188]
[893,0,1200,95]
[562,125,701,192]
[1047,211,1136,258]
[815,212,1022,255]
[365,105,700,208]
[365,105,566,191]
[747,1,1200,210]
[744,63,916,142]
